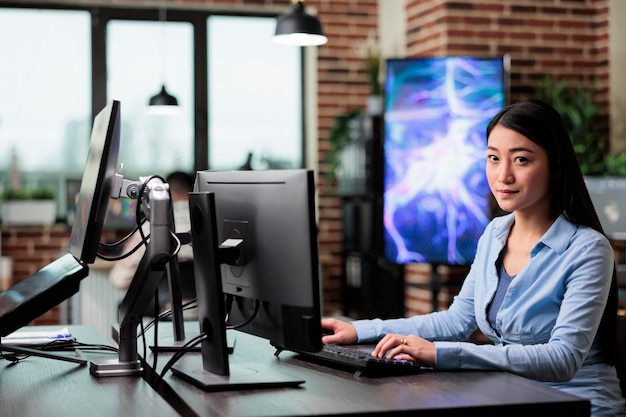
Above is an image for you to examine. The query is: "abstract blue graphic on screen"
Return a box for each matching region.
[383,56,506,265]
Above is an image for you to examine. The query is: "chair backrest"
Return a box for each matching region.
[616,315,626,398]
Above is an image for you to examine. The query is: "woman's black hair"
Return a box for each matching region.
[486,99,618,365]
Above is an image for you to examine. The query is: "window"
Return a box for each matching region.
[0,8,91,214]
[208,16,303,170]
[107,19,194,179]
[0,6,305,221]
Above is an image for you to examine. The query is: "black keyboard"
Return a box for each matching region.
[296,344,423,376]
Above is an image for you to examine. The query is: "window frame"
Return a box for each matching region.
[0,2,307,174]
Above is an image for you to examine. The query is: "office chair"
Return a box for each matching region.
[617,314,626,399]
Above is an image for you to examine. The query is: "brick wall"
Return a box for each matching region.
[404,0,609,122]
[1,225,72,324]
[311,0,380,315]
[1,224,123,325]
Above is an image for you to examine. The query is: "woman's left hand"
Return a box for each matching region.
[371,333,436,367]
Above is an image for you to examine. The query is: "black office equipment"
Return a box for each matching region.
[171,169,322,390]
[295,344,423,376]
[69,101,122,264]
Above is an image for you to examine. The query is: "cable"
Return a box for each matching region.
[0,350,23,363]
[138,298,198,336]
[98,218,147,248]
[137,319,148,373]
[96,231,151,262]
[151,288,160,373]
[155,332,207,388]
[167,230,181,260]
[226,298,260,330]
[224,294,234,323]
[1,340,119,364]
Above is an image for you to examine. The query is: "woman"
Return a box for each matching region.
[322,100,626,416]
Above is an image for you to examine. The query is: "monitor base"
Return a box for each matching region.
[89,358,143,377]
[170,354,304,391]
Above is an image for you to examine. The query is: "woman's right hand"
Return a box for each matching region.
[320,317,358,345]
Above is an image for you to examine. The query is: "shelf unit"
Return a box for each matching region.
[337,115,404,319]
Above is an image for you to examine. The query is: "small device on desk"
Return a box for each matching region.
[1,327,76,346]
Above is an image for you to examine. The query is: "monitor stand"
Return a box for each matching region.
[170,354,304,391]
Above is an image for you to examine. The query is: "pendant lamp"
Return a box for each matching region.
[273,0,328,46]
[147,5,180,115]
[149,85,178,106]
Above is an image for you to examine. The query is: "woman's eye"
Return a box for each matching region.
[487,155,498,162]
[515,156,528,163]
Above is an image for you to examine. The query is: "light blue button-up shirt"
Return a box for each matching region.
[352,213,626,416]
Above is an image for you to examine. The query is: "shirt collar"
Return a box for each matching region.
[539,214,576,255]
[491,212,576,256]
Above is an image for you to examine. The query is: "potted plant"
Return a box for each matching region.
[354,32,382,115]
[325,108,363,184]
[536,75,620,175]
[1,186,57,225]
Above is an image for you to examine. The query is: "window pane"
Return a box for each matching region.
[107,20,194,180]
[0,9,91,214]
[208,16,302,170]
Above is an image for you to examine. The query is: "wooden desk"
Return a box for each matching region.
[0,325,178,417]
[2,324,591,417]
[145,322,591,417]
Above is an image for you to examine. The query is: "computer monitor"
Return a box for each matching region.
[171,169,322,390]
[585,177,626,240]
[69,101,122,264]
[0,100,120,346]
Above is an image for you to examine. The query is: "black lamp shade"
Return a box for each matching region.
[149,85,178,106]
[273,1,327,46]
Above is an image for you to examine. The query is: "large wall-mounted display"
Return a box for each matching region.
[383,56,508,266]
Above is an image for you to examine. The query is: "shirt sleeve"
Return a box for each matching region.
[351,260,480,343]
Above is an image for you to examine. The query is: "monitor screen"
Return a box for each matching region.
[585,177,626,240]
[69,100,121,263]
[383,56,508,265]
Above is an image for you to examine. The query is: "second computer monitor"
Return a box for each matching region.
[585,176,626,240]
[193,169,322,353]
[69,100,121,264]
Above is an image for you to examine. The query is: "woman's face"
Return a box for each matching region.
[486,124,552,216]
